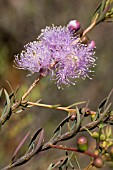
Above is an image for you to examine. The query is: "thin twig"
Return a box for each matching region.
[26,101,69,112]
[82,21,96,37]
[49,144,97,158]
[22,75,42,101]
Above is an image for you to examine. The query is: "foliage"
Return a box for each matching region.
[0,0,113,170]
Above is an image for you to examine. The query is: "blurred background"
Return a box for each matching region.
[0,0,113,169]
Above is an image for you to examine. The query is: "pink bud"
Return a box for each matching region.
[88,40,96,49]
[67,20,81,32]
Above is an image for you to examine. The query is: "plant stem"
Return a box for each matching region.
[22,75,42,101]
[82,21,96,37]
[26,101,70,112]
[49,144,97,158]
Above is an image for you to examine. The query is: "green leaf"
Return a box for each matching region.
[67,101,86,109]
[4,89,11,114]
[92,2,102,23]
[53,115,71,134]
[104,89,113,109]
[99,98,107,110]
[101,0,108,13]
[106,126,112,138]
[98,89,113,111]
[106,7,113,18]
[92,0,113,24]
[70,120,77,131]
[97,3,110,23]
[96,103,111,126]
[75,107,81,131]
[1,89,12,124]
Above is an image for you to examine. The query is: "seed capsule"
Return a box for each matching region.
[77,136,88,152]
[82,107,91,116]
[94,150,99,157]
[100,134,106,141]
[93,157,104,168]
[92,132,99,139]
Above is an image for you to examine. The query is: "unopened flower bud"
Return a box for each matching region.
[93,157,104,168]
[70,114,76,121]
[92,132,99,139]
[91,114,96,121]
[81,108,91,117]
[94,150,99,157]
[77,136,88,152]
[102,141,106,148]
[88,40,96,50]
[85,108,91,114]
[100,134,106,141]
[68,20,81,32]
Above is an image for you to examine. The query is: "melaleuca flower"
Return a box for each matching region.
[15,21,96,88]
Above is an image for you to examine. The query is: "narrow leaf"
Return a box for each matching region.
[75,107,81,131]
[99,98,107,109]
[70,121,77,131]
[53,115,71,134]
[1,90,12,124]
[93,3,101,16]
[100,0,107,14]
[92,3,101,23]
[67,101,86,109]
[12,131,30,162]
[97,3,110,23]
[6,80,13,92]
[29,128,42,147]
[4,89,11,115]
[35,129,44,153]
[0,88,3,100]
[105,7,113,21]
[104,89,113,109]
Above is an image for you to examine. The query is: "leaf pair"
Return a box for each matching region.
[92,0,113,24]
[11,128,44,166]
